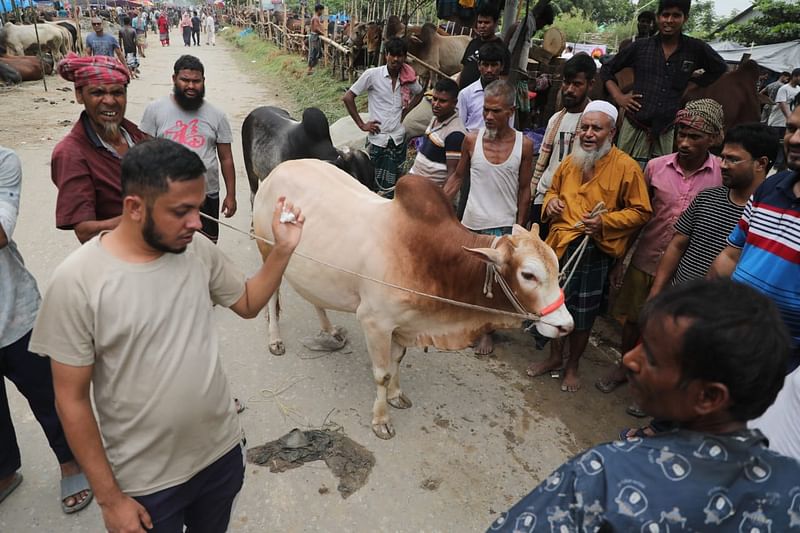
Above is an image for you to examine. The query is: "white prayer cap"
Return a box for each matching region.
[582,100,618,124]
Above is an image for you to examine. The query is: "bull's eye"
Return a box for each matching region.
[521,272,537,282]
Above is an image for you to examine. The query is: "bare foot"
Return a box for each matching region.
[473,334,493,355]
[595,364,627,393]
[526,356,562,378]
[560,369,581,392]
[60,461,90,509]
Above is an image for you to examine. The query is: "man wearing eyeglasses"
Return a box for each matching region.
[711,105,800,372]
[597,99,723,400]
[86,17,127,68]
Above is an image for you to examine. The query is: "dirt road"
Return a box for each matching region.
[0,31,634,532]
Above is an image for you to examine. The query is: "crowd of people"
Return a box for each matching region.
[1,0,800,530]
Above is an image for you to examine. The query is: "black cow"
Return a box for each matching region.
[242,106,375,201]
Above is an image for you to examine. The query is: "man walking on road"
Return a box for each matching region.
[86,17,127,66]
[204,11,216,46]
[51,54,147,243]
[140,55,237,243]
[443,80,534,355]
[29,139,305,533]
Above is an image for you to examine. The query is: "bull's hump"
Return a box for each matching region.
[393,175,458,225]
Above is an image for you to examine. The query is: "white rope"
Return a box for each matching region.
[557,202,609,288]
[201,212,542,323]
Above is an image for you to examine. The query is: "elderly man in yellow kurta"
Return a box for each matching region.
[527,100,652,392]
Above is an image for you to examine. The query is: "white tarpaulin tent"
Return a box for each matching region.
[710,40,800,73]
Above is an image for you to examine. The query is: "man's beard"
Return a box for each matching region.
[142,208,189,254]
[173,84,205,111]
[572,138,613,173]
[484,127,498,141]
[99,120,122,140]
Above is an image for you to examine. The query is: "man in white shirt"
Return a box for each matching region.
[457,41,506,132]
[530,54,595,239]
[767,67,800,171]
[343,37,423,195]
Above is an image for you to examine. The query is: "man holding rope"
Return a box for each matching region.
[29,139,304,532]
[527,101,651,392]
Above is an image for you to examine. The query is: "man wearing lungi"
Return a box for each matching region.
[527,100,652,392]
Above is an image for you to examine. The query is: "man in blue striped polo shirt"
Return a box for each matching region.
[711,106,800,371]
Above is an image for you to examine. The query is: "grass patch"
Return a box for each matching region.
[222,29,365,121]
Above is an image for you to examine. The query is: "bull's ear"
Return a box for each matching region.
[463,246,506,266]
[511,224,529,236]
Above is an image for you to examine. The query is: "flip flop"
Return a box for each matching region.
[61,473,93,514]
[0,472,23,504]
[619,425,657,441]
[626,403,648,418]
[594,377,626,394]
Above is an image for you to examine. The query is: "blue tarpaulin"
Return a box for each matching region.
[1,0,36,12]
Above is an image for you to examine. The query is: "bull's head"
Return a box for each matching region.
[464,224,573,338]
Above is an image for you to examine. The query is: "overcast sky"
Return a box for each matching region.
[712,0,752,17]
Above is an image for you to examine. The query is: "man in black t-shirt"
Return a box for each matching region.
[191,12,201,46]
[458,5,510,90]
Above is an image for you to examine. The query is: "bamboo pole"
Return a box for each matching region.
[32,16,48,91]
[281,3,287,49]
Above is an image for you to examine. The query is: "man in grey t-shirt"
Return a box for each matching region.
[140,55,236,242]
[86,17,126,66]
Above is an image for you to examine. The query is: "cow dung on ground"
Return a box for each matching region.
[247,427,375,498]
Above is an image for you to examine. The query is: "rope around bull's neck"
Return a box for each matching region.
[200,212,544,323]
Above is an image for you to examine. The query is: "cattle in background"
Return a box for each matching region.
[348,16,406,69]
[253,161,573,439]
[1,22,68,61]
[683,59,763,133]
[242,106,375,202]
[404,22,470,79]
[0,53,53,81]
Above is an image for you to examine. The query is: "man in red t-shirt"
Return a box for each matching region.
[51,54,148,243]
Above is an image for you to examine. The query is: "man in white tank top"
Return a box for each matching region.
[444,80,534,354]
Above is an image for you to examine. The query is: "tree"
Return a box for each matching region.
[540,7,597,42]
[683,0,719,39]
[718,0,800,45]
[552,0,634,25]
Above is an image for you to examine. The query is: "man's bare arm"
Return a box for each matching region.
[74,216,121,244]
[648,233,690,298]
[217,143,237,217]
[516,137,534,225]
[708,245,742,279]
[229,199,303,318]
[779,101,791,119]
[52,361,153,532]
[443,136,474,200]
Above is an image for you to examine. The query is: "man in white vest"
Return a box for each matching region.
[444,80,534,355]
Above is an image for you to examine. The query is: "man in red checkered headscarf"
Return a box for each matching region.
[51,53,148,243]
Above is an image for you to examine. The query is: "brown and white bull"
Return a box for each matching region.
[253,159,573,439]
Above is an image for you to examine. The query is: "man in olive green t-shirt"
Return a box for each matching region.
[29,139,304,533]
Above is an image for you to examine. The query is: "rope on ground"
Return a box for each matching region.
[250,375,313,426]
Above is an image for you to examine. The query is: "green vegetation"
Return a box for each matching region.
[223,30,360,121]
[718,0,800,45]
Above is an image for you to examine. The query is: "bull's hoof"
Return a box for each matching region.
[372,422,396,440]
[331,325,347,343]
[301,330,347,352]
[269,340,286,356]
[387,393,413,409]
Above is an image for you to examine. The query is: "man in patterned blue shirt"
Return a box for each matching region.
[488,279,800,532]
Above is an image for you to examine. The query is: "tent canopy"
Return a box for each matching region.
[710,40,800,73]
[1,0,35,13]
